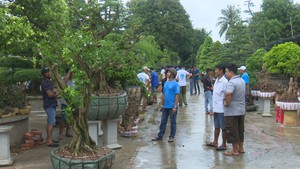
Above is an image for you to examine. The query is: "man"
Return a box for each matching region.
[192,66,201,95]
[224,63,246,156]
[202,68,213,115]
[176,65,190,106]
[206,64,228,151]
[152,68,180,142]
[137,67,150,111]
[150,67,159,103]
[41,67,59,147]
[189,67,194,95]
[238,65,250,99]
[59,68,75,140]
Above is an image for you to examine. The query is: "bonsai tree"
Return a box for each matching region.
[263,42,300,100]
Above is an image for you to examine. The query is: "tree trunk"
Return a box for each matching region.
[63,84,96,156]
[92,69,112,95]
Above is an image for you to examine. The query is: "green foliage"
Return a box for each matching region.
[263,42,300,78]
[127,0,194,64]
[0,84,26,109]
[14,69,41,83]
[0,70,14,85]
[246,49,266,85]
[0,57,33,69]
[197,37,224,71]
[0,6,35,56]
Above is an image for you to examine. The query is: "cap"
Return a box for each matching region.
[143,66,149,71]
[238,66,246,71]
[41,67,50,75]
[169,68,177,77]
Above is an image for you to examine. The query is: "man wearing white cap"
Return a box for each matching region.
[137,66,150,111]
[238,66,250,97]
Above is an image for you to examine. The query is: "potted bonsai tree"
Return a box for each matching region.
[263,42,300,126]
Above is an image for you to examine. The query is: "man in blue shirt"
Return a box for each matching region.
[152,68,180,142]
[150,67,159,103]
[41,67,59,147]
[192,66,201,95]
[238,66,250,100]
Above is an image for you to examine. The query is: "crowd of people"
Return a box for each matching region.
[137,64,248,156]
[39,63,249,156]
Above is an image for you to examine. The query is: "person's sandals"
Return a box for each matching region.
[216,146,227,151]
[205,112,210,115]
[47,143,59,147]
[52,139,60,143]
[151,137,162,141]
[209,112,214,115]
[206,142,218,147]
[224,151,239,156]
[168,137,174,142]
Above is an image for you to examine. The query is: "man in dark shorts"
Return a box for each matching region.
[224,63,246,156]
[41,67,59,147]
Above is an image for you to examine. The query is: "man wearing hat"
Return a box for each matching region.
[137,66,150,111]
[41,67,59,147]
[238,66,250,98]
[152,68,180,142]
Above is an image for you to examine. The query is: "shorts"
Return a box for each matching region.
[225,115,244,144]
[151,86,158,93]
[214,113,225,129]
[44,107,56,125]
[61,104,67,122]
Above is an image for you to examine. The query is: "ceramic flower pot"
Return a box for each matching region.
[88,91,127,121]
[51,147,115,169]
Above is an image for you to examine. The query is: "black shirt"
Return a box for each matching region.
[41,78,58,109]
[202,75,213,92]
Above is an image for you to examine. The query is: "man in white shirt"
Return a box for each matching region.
[176,66,190,106]
[137,66,150,111]
[206,63,228,151]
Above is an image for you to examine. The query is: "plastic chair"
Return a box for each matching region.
[275,106,284,124]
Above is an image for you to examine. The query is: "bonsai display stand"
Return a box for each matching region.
[88,121,99,146]
[260,97,273,117]
[0,126,14,166]
[102,117,122,149]
[257,97,264,114]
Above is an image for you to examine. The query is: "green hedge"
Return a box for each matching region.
[0,57,33,69]
[0,69,41,84]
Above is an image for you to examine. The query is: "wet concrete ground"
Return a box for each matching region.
[2,85,300,169]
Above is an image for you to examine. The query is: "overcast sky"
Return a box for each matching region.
[181,0,300,42]
[123,0,300,42]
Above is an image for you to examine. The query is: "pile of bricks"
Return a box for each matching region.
[20,129,44,151]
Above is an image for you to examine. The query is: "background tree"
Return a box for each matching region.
[127,0,196,65]
[216,5,242,39]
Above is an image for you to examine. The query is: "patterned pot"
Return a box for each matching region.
[88,92,128,121]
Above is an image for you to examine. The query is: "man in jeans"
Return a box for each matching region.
[41,67,59,147]
[176,65,190,106]
[152,68,180,142]
[224,63,246,156]
[202,68,213,115]
[192,66,201,95]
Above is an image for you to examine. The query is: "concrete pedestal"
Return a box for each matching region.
[98,121,103,136]
[261,97,272,117]
[88,121,99,146]
[257,97,264,114]
[102,117,122,149]
[0,126,14,166]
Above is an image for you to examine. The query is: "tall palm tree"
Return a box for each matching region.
[216,5,241,39]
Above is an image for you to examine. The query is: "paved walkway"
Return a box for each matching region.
[2,85,300,169]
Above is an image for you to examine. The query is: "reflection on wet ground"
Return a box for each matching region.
[125,86,300,169]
